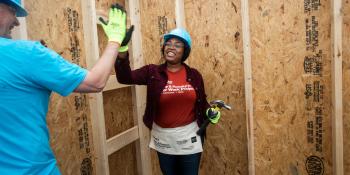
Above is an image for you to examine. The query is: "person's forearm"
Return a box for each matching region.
[89,42,119,88]
[74,42,119,93]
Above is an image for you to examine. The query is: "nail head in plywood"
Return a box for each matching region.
[185,0,248,175]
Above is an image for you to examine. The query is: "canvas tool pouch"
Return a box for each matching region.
[149,121,203,155]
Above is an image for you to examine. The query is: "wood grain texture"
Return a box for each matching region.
[184,0,248,174]
[108,142,138,175]
[25,0,94,174]
[138,1,177,174]
[342,0,350,173]
[249,0,332,174]
[140,0,176,66]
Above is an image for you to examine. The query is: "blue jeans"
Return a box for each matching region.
[157,152,202,175]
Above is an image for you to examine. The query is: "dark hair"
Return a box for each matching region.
[161,36,191,62]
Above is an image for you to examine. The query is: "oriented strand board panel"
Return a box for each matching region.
[96,0,125,58]
[108,142,138,175]
[96,1,137,174]
[103,87,134,139]
[25,0,95,174]
[343,0,350,173]
[140,0,177,65]
[96,0,126,75]
[184,1,248,175]
[249,0,332,174]
[139,1,176,174]
[150,149,161,175]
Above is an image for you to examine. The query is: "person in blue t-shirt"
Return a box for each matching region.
[0,1,132,174]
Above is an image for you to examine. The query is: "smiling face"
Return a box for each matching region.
[163,37,185,65]
[0,3,19,39]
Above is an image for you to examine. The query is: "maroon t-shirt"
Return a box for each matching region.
[155,67,196,128]
[115,53,210,129]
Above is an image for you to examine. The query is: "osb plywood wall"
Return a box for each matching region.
[25,0,95,174]
[250,0,332,174]
[23,0,349,174]
[343,0,350,173]
[140,0,176,66]
[96,0,126,75]
[184,0,248,175]
[139,1,176,174]
[103,88,137,175]
[95,0,137,174]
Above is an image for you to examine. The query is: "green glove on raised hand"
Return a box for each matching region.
[206,108,221,124]
[118,25,134,52]
[99,4,126,44]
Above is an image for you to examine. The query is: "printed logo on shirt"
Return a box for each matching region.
[162,80,194,95]
[191,136,197,143]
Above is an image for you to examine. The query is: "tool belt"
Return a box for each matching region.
[149,121,203,155]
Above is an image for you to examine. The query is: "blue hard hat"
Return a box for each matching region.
[163,28,192,61]
[164,28,192,48]
[2,0,28,17]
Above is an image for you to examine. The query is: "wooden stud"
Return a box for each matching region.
[128,0,153,175]
[106,126,140,155]
[103,75,132,92]
[175,0,185,28]
[241,0,255,174]
[81,0,109,174]
[331,0,343,174]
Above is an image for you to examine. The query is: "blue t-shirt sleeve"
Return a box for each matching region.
[24,42,87,96]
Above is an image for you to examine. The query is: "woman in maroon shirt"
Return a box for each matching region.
[115,28,211,175]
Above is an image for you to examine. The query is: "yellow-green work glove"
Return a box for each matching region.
[119,25,134,52]
[206,108,221,124]
[100,4,126,44]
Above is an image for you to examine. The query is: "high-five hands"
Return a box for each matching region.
[99,4,126,45]
[99,4,134,52]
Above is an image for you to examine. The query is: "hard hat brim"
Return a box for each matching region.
[4,0,28,17]
[163,34,190,48]
[15,6,27,17]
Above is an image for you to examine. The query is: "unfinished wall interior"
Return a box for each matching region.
[140,0,177,65]
[22,0,347,174]
[184,0,248,174]
[250,0,332,174]
[25,0,94,174]
[103,88,137,174]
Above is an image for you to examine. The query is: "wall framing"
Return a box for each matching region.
[18,0,347,174]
